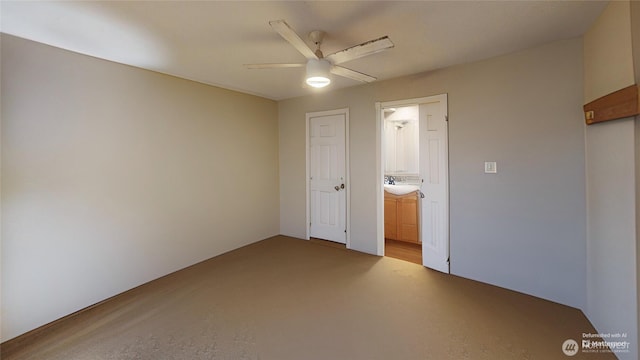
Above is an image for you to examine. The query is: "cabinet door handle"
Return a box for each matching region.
[420,191,425,198]
[335,186,340,191]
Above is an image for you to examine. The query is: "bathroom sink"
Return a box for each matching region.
[384,184,420,196]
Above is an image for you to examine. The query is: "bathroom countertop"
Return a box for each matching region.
[384,184,420,196]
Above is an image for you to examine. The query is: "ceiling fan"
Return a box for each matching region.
[245,20,394,88]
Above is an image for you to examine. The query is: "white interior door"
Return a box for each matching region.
[309,113,346,244]
[419,96,449,273]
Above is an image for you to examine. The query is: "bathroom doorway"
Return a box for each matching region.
[376,95,450,273]
[382,104,422,265]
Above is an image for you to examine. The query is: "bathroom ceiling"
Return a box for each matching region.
[1,1,607,101]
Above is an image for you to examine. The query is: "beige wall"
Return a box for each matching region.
[584,0,635,102]
[583,1,638,359]
[634,0,640,355]
[280,37,587,309]
[1,34,279,341]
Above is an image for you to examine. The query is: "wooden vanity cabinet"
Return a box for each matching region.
[384,197,398,240]
[384,190,420,243]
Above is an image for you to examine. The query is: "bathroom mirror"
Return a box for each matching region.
[384,105,419,175]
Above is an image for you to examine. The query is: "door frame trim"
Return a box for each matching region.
[305,108,350,248]
[375,95,449,264]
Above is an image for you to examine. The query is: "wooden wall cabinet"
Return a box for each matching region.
[384,191,420,243]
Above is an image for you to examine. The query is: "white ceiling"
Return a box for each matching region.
[1,1,608,101]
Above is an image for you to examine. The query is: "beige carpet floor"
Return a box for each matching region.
[2,235,613,359]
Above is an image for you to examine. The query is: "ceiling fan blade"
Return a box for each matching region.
[269,20,318,60]
[244,63,304,69]
[331,66,377,83]
[326,36,394,65]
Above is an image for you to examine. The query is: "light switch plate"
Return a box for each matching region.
[484,161,497,173]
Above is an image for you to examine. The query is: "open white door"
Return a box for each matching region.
[419,96,449,273]
[308,111,347,244]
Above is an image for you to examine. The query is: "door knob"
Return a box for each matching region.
[335,186,340,191]
[340,183,345,189]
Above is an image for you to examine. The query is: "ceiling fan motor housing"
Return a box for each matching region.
[309,30,326,58]
[308,30,325,46]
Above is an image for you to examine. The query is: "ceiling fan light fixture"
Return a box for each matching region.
[305,59,331,88]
